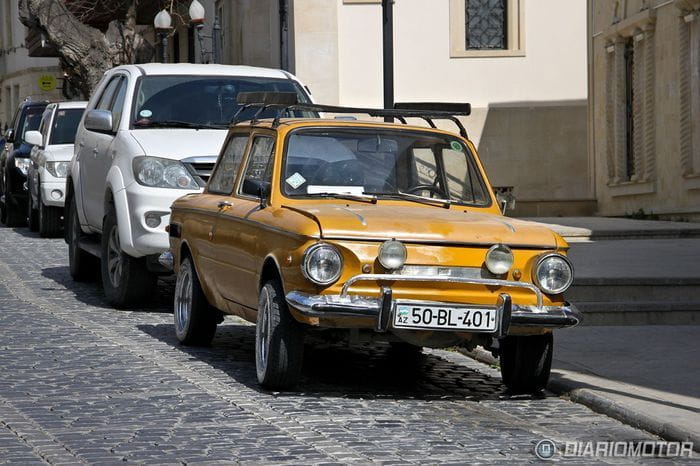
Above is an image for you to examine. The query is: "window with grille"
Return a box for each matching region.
[465,0,507,50]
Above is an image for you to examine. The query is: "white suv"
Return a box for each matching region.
[25,101,87,237]
[66,64,312,307]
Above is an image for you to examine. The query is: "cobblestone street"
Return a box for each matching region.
[0,225,670,464]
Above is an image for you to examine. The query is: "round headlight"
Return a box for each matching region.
[378,240,407,270]
[534,254,574,294]
[302,244,343,285]
[485,244,513,275]
[137,158,164,186]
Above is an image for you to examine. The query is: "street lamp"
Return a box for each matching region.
[153,9,173,63]
[188,0,221,64]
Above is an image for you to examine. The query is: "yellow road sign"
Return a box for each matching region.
[38,74,56,92]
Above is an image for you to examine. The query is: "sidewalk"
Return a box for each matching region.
[463,325,700,449]
[522,216,700,241]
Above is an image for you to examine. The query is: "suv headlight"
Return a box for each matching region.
[132,156,198,190]
[14,158,31,176]
[45,161,69,178]
[302,244,343,285]
[533,254,574,295]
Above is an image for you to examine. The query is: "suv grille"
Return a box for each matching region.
[181,156,218,187]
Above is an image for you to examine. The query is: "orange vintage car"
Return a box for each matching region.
[163,98,581,392]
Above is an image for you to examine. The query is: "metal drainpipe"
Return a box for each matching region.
[279,0,290,71]
[382,0,395,121]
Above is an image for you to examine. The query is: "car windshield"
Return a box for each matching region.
[18,107,44,145]
[132,75,312,128]
[282,129,491,206]
[49,108,84,145]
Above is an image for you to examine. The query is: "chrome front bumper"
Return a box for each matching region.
[285,273,582,335]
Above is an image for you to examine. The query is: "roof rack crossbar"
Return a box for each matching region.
[232,102,471,138]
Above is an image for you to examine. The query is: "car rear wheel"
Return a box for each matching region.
[38,189,62,237]
[174,257,218,345]
[27,185,38,232]
[255,280,305,390]
[67,196,99,281]
[3,184,25,228]
[499,333,553,394]
[100,207,157,307]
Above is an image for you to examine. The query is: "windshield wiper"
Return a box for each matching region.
[134,120,227,129]
[364,191,452,209]
[308,192,378,204]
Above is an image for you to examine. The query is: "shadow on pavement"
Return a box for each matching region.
[137,321,547,402]
[41,265,174,313]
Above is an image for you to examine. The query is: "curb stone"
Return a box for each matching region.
[456,347,700,453]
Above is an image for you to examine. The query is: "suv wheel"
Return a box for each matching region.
[174,257,217,345]
[27,184,39,232]
[3,182,25,228]
[100,207,156,308]
[499,333,553,394]
[67,197,99,281]
[38,189,62,237]
[255,280,305,390]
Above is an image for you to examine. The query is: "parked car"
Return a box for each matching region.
[25,101,87,237]
[1,99,49,226]
[165,100,581,393]
[66,64,313,308]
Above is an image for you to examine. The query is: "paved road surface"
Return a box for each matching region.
[0,226,671,464]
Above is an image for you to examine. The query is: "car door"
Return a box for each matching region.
[79,75,127,229]
[212,133,275,308]
[192,132,250,295]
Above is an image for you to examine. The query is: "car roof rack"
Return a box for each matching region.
[232,92,472,138]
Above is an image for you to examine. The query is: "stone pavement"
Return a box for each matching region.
[0,227,682,464]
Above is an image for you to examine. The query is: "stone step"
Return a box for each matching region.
[577,301,700,325]
[568,279,700,303]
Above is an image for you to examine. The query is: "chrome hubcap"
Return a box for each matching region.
[106,226,123,288]
[174,264,192,335]
[257,289,270,370]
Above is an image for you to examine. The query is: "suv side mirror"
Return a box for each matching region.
[24,130,43,147]
[84,109,113,133]
[5,128,14,142]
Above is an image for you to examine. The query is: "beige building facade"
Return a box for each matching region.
[0,0,62,129]
[216,0,591,216]
[590,0,700,220]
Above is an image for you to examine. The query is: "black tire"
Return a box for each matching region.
[0,171,7,225]
[174,257,218,345]
[255,280,305,390]
[4,185,25,228]
[100,207,157,308]
[38,189,62,238]
[67,196,99,281]
[27,185,38,232]
[499,333,553,394]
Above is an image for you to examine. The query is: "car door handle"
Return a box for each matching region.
[92,148,99,157]
[217,201,233,209]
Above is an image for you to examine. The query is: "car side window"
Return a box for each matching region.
[109,78,127,132]
[39,108,52,143]
[208,135,249,195]
[239,136,274,197]
[95,77,121,111]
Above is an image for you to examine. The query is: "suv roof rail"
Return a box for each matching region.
[232,95,471,138]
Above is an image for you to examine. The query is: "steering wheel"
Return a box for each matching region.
[406,184,448,198]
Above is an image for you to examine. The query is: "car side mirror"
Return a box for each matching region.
[493,186,515,215]
[242,179,271,207]
[84,109,113,133]
[24,130,43,147]
[5,128,14,142]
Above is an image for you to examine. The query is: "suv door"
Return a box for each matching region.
[79,75,127,229]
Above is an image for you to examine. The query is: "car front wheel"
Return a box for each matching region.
[38,188,62,237]
[255,280,305,390]
[27,182,38,232]
[100,207,156,308]
[174,257,218,345]
[67,197,99,281]
[499,333,553,394]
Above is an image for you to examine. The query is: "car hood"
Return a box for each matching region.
[285,203,558,248]
[44,144,74,161]
[129,129,227,160]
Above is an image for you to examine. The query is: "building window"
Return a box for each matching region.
[450,0,523,58]
[465,0,507,50]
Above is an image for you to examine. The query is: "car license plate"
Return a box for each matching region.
[393,303,497,331]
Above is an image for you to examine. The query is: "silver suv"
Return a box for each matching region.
[66,64,312,307]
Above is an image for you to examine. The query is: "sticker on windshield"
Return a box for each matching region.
[450,141,463,152]
[286,172,306,189]
[139,109,153,118]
